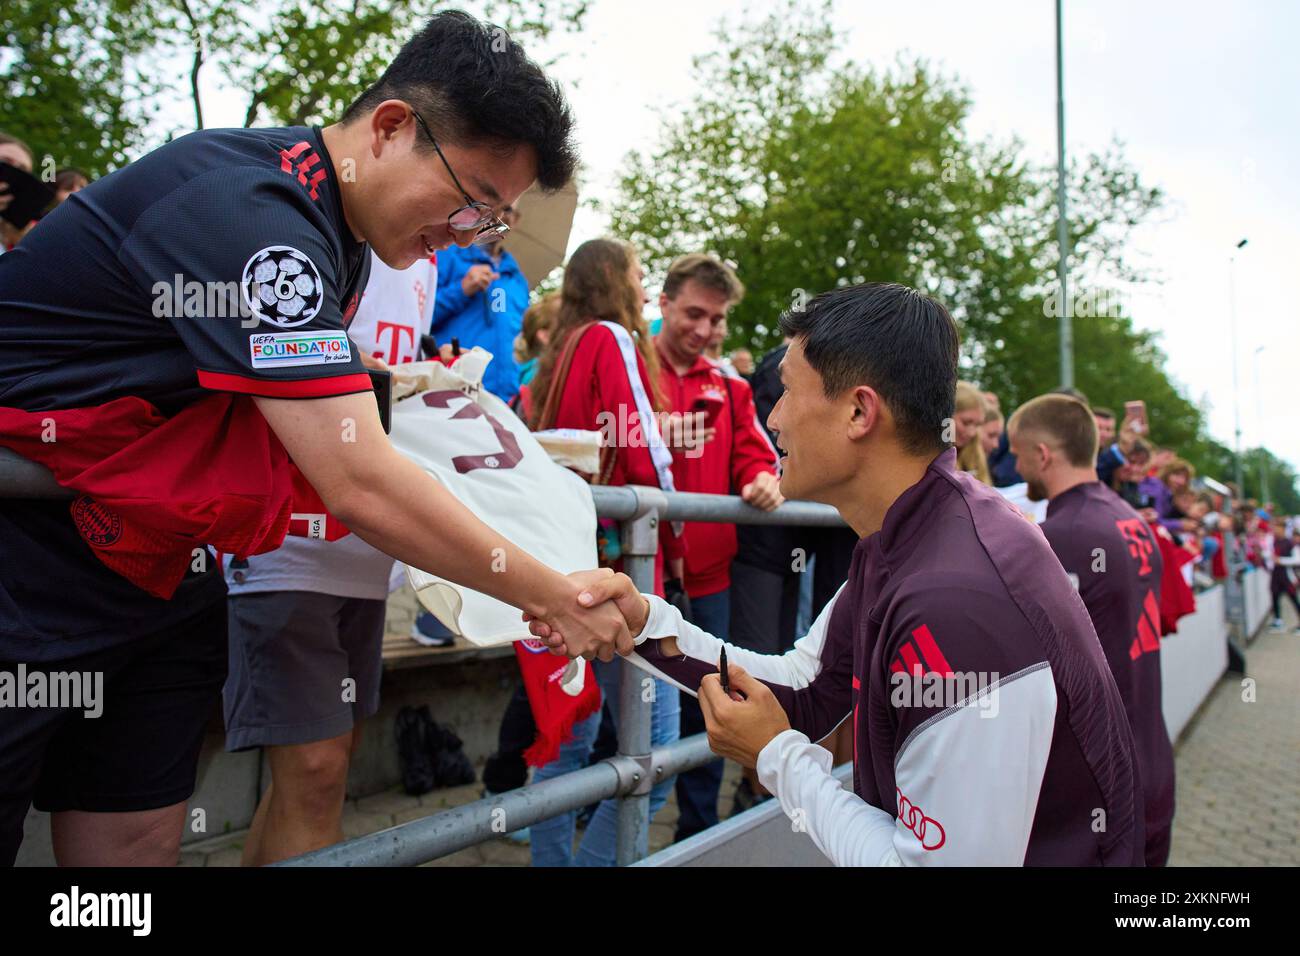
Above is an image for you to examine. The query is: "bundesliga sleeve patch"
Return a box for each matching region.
[241,245,325,328]
[249,330,352,368]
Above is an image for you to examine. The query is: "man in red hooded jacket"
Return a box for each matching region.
[653,253,780,839]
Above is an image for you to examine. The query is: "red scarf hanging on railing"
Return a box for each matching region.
[513,638,601,767]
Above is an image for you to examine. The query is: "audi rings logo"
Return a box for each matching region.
[896,788,945,850]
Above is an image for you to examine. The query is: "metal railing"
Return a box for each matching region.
[0,447,846,866]
[281,484,846,867]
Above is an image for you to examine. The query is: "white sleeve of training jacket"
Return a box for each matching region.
[631,585,844,693]
[756,730,903,866]
[629,587,856,746]
[755,663,1058,867]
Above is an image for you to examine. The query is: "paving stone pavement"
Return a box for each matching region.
[182,624,1298,867]
[1166,619,1300,867]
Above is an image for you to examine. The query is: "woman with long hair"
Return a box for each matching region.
[954,380,992,485]
[531,240,663,424]
[527,237,682,867]
[514,293,559,383]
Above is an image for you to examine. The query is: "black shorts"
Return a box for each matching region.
[0,599,227,866]
[224,591,384,751]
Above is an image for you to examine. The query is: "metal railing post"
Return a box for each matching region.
[613,486,666,866]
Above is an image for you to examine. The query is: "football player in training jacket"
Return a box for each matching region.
[531,283,1146,866]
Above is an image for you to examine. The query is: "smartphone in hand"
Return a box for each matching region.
[1123,400,1148,437]
[691,392,726,429]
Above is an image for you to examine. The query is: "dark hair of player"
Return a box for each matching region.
[779,282,959,455]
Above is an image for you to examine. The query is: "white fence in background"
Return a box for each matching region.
[1240,568,1272,636]
[1160,584,1229,741]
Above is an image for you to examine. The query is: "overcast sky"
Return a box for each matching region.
[196,0,1300,476]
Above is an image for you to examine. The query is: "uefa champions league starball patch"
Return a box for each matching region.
[240,245,325,328]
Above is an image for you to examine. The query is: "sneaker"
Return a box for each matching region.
[411,610,455,647]
[1269,618,1285,632]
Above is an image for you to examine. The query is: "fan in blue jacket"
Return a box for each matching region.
[433,228,530,402]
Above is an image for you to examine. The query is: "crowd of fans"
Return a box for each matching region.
[956,377,1300,629]
[13,0,1269,875]
[451,234,1281,861]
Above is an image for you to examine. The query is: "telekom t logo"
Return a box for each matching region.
[374,322,415,365]
[1116,518,1153,576]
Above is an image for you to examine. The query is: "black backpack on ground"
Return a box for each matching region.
[396,704,477,796]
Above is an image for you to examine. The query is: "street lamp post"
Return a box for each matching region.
[1254,344,1269,507]
[1229,238,1248,499]
[1055,0,1073,389]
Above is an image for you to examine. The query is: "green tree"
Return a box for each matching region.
[191,0,589,129]
[0,1,160,177]
[1,0,588,178]
[604,0,1297,507]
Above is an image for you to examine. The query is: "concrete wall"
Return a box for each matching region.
[1160,585,1229,741]
[1241,568,1272,637]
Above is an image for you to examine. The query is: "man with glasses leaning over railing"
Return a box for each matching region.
[0,11,635,868]
[529,282,1149,866]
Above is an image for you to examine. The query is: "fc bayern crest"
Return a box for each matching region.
[72,496,122,548]
[241,245,324,328]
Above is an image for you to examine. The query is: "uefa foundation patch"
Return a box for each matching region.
[250,330,352,368]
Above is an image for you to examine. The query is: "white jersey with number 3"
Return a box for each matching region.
[393,356,599,645]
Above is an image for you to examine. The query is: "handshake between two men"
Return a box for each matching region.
[522,569,793,770]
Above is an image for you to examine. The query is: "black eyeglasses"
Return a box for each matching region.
[411,109,510,245]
